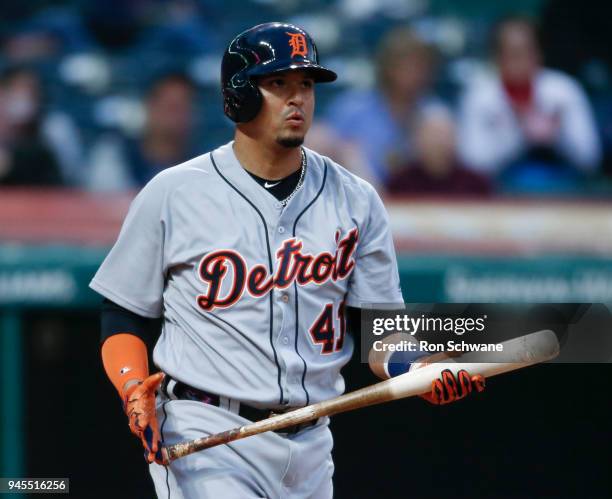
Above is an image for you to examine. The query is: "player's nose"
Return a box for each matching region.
[287,84,307,107]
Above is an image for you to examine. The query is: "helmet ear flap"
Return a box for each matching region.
[223,77,262,123]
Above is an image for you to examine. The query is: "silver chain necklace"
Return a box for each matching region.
[280,148,307,207]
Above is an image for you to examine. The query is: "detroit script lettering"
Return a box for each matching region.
[197,229,359,311]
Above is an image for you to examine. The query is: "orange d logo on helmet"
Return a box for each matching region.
[286,32,308,58]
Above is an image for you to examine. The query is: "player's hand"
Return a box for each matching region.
[123,372,165,464]
[419,369,485,405]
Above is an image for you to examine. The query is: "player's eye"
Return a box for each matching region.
[270,78,285,87]
[302,79,314,89]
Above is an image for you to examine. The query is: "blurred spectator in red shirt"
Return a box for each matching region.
[87,71,198,191]
[457,17,601,192]
[308,26,445,192]
[388,109,491,197]
[0,66,63,186]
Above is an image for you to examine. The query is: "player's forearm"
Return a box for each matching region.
[367,333,412,380]
[367,332,448,380]
[101,333,150,399]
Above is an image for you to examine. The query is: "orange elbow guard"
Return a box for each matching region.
[101,333,149,399]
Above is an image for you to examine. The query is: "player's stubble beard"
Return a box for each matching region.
[275,121,306,148]
[276,135,304,148]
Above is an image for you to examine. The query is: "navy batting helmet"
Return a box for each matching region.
[221,22,337,123]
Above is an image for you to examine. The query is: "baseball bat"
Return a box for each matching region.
[161,329,559,464]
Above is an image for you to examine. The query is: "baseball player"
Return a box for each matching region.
[92,22,484,499]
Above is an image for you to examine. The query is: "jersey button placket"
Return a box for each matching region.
[276,289,294,404]
[278,293,291,346]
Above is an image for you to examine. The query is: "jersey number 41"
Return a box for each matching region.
[308,301,346,355]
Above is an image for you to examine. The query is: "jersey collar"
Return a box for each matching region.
[211,141,325,224]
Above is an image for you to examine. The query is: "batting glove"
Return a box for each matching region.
[124,372,165,464]
[420,369,485,405]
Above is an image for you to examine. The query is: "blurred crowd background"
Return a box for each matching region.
[0,0,611,197]
[2,1,612,498]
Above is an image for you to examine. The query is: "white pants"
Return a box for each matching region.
[149,394,334,499]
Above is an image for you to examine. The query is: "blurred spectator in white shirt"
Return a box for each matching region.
[457,17,601,190]
[308,26,445,192]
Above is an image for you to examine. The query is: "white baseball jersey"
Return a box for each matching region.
[90,141,403,410]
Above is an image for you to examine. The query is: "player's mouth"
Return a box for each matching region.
[285,112,304,126]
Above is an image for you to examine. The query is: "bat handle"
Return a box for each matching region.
[160,446,171,465]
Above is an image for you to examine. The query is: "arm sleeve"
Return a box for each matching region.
[100,298,162,346]
[101,333,149,399]
[345,187,404,308]
[89,176,169,318]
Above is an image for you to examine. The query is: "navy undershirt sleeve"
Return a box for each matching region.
[100,298,162,346]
